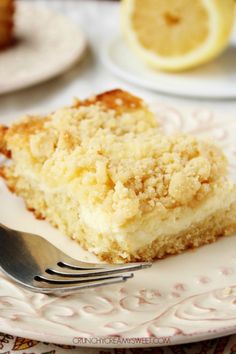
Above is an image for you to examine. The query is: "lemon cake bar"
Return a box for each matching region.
[0,89,236,262]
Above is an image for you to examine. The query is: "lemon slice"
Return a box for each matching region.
[121,0,235,72]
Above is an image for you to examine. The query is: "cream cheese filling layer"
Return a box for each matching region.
[80,182,236,253]
[13,166,236,254]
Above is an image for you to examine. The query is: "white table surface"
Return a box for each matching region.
[0,0,235,127]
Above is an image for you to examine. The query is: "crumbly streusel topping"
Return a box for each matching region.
[5,101,227,226]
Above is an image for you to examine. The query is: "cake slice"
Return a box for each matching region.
[0,89,236,263]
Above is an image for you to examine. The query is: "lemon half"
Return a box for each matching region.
[121,0,235,72]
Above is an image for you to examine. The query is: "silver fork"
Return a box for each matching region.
[0,223,152,295]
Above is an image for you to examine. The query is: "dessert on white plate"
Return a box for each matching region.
[0,1,87,95]
[0,89,236,263]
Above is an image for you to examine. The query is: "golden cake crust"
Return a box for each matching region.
[73,88,144,115]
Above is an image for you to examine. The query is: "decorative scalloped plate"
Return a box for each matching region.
[0,105,236,348]
[0,2,86,95]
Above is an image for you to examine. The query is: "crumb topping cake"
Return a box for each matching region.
[0,89,236,262]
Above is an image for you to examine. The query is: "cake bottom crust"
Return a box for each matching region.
[1,168,236,263]
[99,205,236,262]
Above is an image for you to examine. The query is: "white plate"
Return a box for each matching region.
[102,32,236,99]
[0,105,236,348]
[0,2,87,95]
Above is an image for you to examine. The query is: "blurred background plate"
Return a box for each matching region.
[0,1,87,95]
[103,30,236,99]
